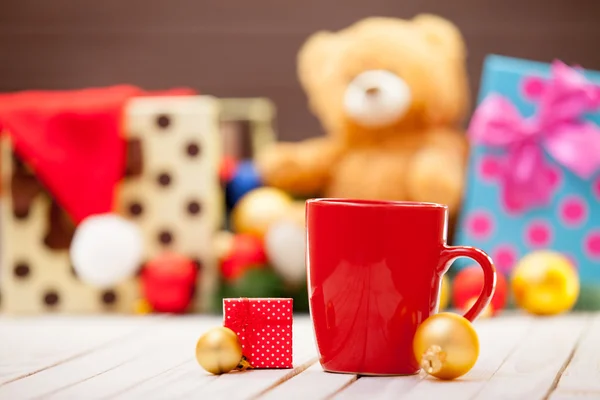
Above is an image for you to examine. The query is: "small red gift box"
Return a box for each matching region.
[223,298,293,369]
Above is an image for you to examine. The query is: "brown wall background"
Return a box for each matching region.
[1,0,599,141]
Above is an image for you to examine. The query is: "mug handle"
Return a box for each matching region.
[437,245,497,322]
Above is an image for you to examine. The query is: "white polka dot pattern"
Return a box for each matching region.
[223,298,293,369]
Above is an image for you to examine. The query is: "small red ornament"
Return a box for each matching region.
[220,234,267,281]
[219,156,239,184]
[452,265,508,315]
[141,252,198,313]
[223,297,293,369]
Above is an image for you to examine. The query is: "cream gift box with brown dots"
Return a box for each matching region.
[218,98,276,161]
[0,91,223,314]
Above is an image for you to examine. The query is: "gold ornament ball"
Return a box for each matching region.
[439,275,450,310]
[195,327,243,375]
[231,187,294,239]
[413,312,479,380]
[214,230,235,261]
[463,297,493,319]
[511,251,579,316]
[133,298,153,315]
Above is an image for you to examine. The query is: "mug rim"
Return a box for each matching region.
[306,198,448,209]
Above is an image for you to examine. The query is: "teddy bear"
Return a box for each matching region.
[256,14,471,217]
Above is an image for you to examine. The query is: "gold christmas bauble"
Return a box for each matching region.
[413,312,479,380]
[439,276,450,310]
[195,327,243,375]
[231,187,294,239]
[214,230,235,261]
[133,299,153,315]
[511,251,579,316]
[463,297,493,318]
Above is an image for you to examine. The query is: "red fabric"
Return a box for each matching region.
[223,298,293,369]
[141,252,198,314]
[0,85,196,224]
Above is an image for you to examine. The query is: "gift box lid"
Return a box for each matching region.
[479,54,600,113]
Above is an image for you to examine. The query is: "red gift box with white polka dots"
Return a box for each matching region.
[223,298,293,369]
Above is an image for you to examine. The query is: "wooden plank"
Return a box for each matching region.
[111,315,318,400]
[0,30,596,90]
[0,315,161,386]
[551,313,600,397]
[42,317,221,399]
[258,363,356,400]
[549,393,600,400]
[333,314,533,400]
[173,317,318,400]
[0,316,221,399]
[110,360,218,400]
[2,0,600,149]
[331,375,422,400]
[1,0,599,34]
[470,314,589,400]
[197,364,317,400]
[399,314,535,400]
[0,313,596,399]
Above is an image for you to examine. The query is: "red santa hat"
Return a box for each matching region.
[0,85,196,224]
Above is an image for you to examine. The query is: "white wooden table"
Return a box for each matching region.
[0,312,597,400]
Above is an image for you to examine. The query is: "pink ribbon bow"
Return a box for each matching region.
[468,60,600,213]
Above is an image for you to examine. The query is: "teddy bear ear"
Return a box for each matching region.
[412,14,467,61]
[297,31,345,94]
[296,30,350,132]
[413,14,470,126]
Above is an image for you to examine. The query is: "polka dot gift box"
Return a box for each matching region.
[223,298,293,369]
[454,55,600,310]
[0,87,223,314]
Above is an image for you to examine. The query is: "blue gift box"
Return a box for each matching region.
[453,54,600,310]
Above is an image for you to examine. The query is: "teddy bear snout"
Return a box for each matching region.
[343,69,412,128]
[365,86,380,96]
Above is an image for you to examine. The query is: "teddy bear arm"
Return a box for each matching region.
[424,127,470,158]
[256,137,345,196]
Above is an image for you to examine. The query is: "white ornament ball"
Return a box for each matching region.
[265,219,306,284]
[70,213,144,288]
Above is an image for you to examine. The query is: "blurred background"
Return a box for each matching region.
[2,0,600,141]
[1,0,600,318]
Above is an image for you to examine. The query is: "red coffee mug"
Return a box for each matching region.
[306,199,496,375]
